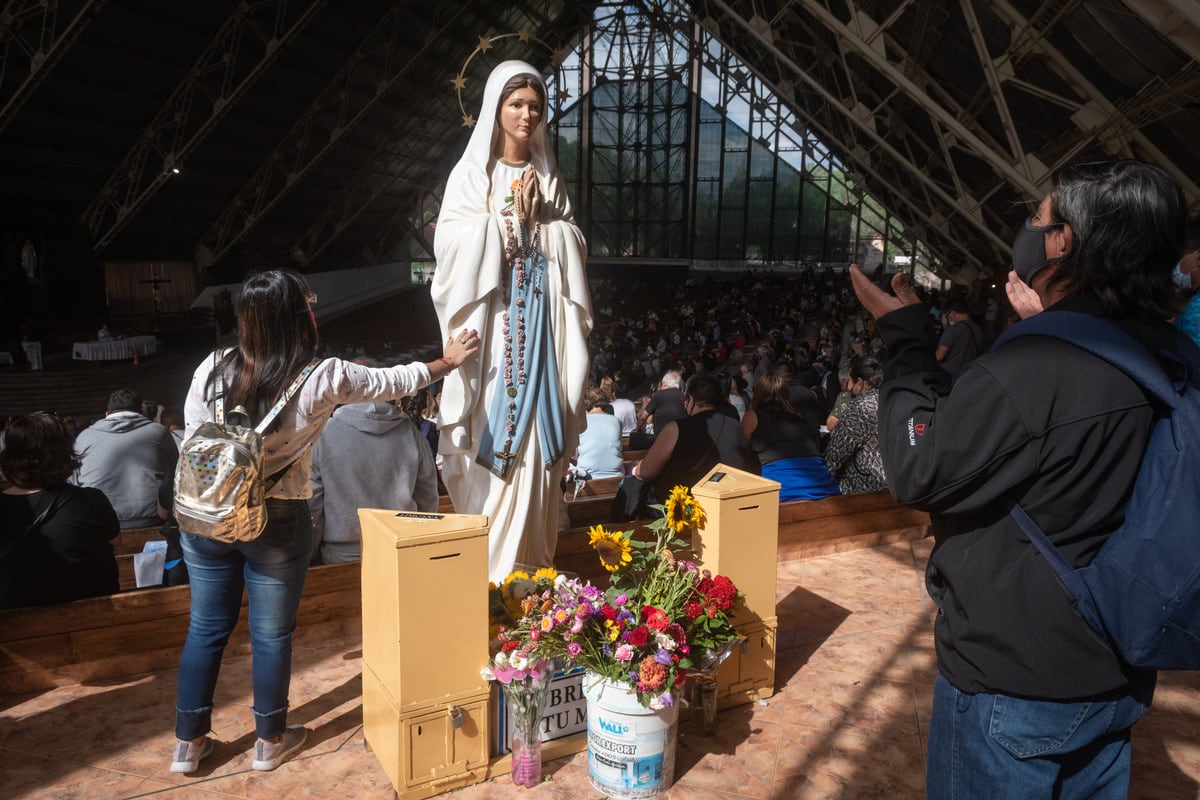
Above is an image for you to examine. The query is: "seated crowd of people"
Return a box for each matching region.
[0,268,980,611]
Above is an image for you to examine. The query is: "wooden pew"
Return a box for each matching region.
[0,492,928,695]
[111,526,169,591]
[0,562,360,694]
[776,490,931,560]
[112,525,165,556]
[554,489,930,579]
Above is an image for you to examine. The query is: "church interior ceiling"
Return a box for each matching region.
[0,0,1195,283]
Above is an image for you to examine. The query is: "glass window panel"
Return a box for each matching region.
[750,139,775,179]
[827,208,853,261]
[720,209,744,259]
[722,148,747,208]
[725,94,751,130]
[697,120,722,178]
[747,181,773,259]
[695,180,719,236]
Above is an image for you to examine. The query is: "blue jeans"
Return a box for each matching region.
[927,672,1155,800]
[175,499,312,740]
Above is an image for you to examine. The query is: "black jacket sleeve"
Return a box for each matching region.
[874,304,1035,515]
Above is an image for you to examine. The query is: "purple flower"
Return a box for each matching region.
[613,593,628,606]
[656,692,674,707]
[654,649,673,666]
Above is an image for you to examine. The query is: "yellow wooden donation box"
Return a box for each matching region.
[359,509,491,799]
[691,464,781,710]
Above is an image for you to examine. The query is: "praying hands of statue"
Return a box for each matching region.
[519,166,541,228]
[849,264,921,320]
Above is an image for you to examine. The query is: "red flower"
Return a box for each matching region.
[684,600,703,620]
[501,640,520,653]
[626,626,651,647]
[697,577,713,596]
[673,668,688,687]
[600,605,619,622]
[706,575,738,611]
[642,606,670,631]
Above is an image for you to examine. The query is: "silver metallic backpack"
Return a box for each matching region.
[174,354,318,543]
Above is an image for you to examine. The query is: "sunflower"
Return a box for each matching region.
[664,485,693,533]
[533,566,559,583]
[503,569,531,587]
[589,526,633,572]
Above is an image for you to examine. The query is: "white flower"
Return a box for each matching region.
[655,631,677,650]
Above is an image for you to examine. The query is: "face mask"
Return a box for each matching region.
[1012,217,1066,284]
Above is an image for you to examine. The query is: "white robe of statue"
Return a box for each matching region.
[431,60,593,583]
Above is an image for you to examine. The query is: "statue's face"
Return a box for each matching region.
[497,86,543,148]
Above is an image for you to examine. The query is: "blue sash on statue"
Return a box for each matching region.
[477,249,564,478]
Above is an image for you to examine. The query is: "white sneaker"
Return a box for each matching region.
[169,736,214,773]
[251,725,307,771]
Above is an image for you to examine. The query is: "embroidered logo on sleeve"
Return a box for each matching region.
[906,418,927,446]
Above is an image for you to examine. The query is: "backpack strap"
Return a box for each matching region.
[996,311,1191,581]
[253,358,321,436]
[993,311,1182,409]
[213,350,226,424]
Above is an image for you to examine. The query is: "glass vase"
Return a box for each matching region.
[692,672,720,736]
[688,639,743,736]
[500,660,555,788]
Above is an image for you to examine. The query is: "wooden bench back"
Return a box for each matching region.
[0,491,929,696]
[0,563,360,694]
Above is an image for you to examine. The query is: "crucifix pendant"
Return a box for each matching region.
[495,440,517,474]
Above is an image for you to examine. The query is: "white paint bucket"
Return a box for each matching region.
[582,670,679,799]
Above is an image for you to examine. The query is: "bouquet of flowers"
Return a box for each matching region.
[484,568,561,787]
[490,486,742,711]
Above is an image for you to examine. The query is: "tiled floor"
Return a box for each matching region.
[2,539,1198,799]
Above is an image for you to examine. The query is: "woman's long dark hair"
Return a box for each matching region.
[207,269,319,423]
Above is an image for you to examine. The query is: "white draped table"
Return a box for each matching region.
[72,335,158,361]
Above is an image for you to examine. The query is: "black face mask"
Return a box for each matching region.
[1012,217,1066,284]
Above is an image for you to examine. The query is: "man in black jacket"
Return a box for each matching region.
[851,161,1185,800]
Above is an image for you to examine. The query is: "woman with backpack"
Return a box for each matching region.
[169,269,478,774]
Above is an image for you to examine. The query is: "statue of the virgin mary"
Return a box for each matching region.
[431,60,593,583]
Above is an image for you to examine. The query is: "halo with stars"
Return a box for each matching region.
[452,29,571,128]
